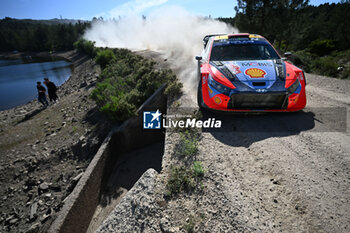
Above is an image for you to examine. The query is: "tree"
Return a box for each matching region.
[234,0,309,51]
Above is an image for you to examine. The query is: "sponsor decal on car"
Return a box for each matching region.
[241,62,273,67]
[228,64,241,75]
[214,96,222,105]
[298,72,304,81]
[245,68,267,78]
[202,75,207,84]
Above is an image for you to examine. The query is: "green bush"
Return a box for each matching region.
[95,49,116,69]
[291,50,350,78]
[176,131,198,158]
[166,165,196,196]
[165,80,183,98]
[91,49,182,121]
[166,162,205,197]
[192,161,204,177]
[311,56,339,77]
[73,39,96,57]
[308,39,336,56]
[293,50,314,72]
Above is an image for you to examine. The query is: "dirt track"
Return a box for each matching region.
[193,73,350,232]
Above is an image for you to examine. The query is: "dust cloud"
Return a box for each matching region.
[84,6,238,101]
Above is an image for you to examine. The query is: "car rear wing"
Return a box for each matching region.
[203,33,264,48]
[203,34,226,48]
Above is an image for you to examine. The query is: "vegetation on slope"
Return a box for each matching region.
[0,18,90,51]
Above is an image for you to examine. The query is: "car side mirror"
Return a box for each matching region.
[195,56,202,61]
[282,52,292,61]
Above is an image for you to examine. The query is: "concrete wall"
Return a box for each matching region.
[49,84,167,233]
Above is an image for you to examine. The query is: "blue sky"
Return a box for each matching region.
[0,0,342,20]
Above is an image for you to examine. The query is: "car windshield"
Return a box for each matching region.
[210,42,280,61]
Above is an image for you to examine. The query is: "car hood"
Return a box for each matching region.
[210,60,281,90]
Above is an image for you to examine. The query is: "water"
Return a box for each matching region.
[0,58,72,111]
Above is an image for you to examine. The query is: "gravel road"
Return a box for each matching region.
[195,73,350,232]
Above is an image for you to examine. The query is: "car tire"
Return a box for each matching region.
[197,79,204,109]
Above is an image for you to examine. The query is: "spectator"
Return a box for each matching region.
[43,77,58,102]
[36,82,48,107]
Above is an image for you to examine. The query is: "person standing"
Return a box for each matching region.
[36,82,48,107]
[43,77,58,102]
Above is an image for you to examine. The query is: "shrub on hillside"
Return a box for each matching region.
[91,49,182,121]
[308,39,336,56]
[311,56,339,77]
[73,39,97,57]
[293,50,314,72]
[95,49,116,69]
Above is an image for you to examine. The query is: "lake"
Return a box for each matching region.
[0,58,72,111]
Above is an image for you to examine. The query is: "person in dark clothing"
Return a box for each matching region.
[37,82,49,107]
[43,77,58,102]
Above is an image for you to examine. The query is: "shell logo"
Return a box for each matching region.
[214,96,222,105]
[245,68,266,78]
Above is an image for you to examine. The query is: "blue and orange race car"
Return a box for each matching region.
[196,33,306,112]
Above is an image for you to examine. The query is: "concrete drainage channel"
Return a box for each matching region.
[49,84,167,233]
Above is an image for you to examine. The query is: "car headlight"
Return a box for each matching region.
[274,59,285,79]
[208,74,231,96]
[287,78,300,94]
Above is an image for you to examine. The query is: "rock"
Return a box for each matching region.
[66,172,84,192]
[71,117,78,123]
[39,182,49,191]
[95,169,158,233]
[40,213,51,223]
[80,81,88,88]
[44,193,52,199]
[159,217,171,233]
[30,203,38,220]
[79,136,86,142]
[8,186,15,193]
[72,172,84,182]
[5,215,15,224]
[9,217,19,225]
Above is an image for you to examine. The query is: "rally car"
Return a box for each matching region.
[196,33,306,112]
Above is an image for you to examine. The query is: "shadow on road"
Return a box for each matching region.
[202,109,317,148]
[202,106,347,147]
